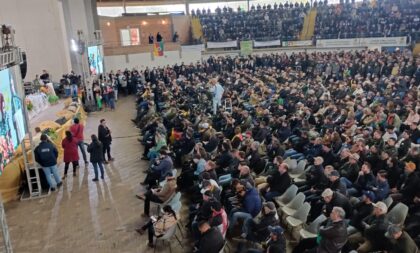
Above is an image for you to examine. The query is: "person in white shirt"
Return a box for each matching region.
[209,78,224,115]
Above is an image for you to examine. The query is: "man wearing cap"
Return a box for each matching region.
[338,152,360,185]
[347,201,390,253]
[391,161,419,204]
[141,148,174,188]
[245,225,286,253]
[385,224,418,253]
[239,201,279,242]
[349,191,375,231]
[328,170,347,196]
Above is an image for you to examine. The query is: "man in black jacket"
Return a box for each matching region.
[98,119,113,163]
[195,220,224,253]
[261,163,291,201]
[34,134,62,191]
[321,188,353,219]
[239,201,279,242]
[348,201,390,253]
[315,206,348,253]
[391,161,419,205]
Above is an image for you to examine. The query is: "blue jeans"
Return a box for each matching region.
[42,165,61,188]
[92,162,104,179]
[229,210,253,231]
[264,191,281,202]
[77,141,87,162]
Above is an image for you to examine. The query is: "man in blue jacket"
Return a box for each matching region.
[34,134,62,191]
[228,181,262,233]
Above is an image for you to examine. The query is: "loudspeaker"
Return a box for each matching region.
[20,52,27,79]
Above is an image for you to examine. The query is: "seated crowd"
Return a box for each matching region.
[196,3,306,42]
[195,0,419,42]
[315,0,420,39]
[122,48,420,253]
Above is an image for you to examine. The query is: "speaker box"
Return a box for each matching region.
[20,52,27,79]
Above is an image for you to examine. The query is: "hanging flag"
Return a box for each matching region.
[153,42,164,56]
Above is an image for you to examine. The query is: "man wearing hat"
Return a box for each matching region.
[390,161,419,204]
[385,225,418,253]
[347,201,389,253]
[328,170,347,196]
[239,201,279,243]
[349,191,375,231]
[245,225,286,253]
[338,152,360,184]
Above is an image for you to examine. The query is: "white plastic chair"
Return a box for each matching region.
[300,214,327,239]
[273,184,298,208]
[284,158,298,171]
[383,196,393,208]
[289,160,306,179]
[153,222,183,253]
[280,192,305,217]
[286,202,311,228]
[387,202,409,226]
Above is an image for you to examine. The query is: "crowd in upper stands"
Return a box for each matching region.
[194,0,420,42]
[101,47,420,253]
[194,3,307,42]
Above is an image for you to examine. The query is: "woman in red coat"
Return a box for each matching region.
[62,130,79,179]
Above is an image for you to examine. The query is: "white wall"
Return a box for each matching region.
[0,0,71,81]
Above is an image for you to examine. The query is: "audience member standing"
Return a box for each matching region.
[62,131,80,179]
[148,34,154,44]
[69,118,88,165]
[98,119,113,163]
[156,32,162,42]
[87,134,105,181]
[34,134,62,191]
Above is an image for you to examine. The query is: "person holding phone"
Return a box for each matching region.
[135,205,177,248]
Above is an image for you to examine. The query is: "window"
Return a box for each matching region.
[120,28,140,46]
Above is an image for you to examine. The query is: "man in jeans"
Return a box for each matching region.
[69,118,88,165]
[34,134,62,191]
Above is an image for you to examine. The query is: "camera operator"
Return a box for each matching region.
[61,74,71,97]
[68,71,81,97]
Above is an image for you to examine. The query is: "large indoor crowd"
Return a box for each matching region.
[195,0,420,42]
[114,48,420,253]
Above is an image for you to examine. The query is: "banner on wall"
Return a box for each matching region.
[316,36,407,48]
[282,40,312,47]
[240,41,253,55]
[207,41,237,49]
[253,40,281,48]
[153,42,164,56]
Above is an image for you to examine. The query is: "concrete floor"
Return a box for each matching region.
[4,97,188,253]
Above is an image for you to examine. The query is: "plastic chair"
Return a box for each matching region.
[284,158,298,171]
[153,222,183,253]
[273,184,298,208]
[383,196,393,208]
[280,192,305,217]
[300,214,327,239]
[155,192,177,215]
[289,160,306,179]
[387,202,409,226]
[286,202,311,228]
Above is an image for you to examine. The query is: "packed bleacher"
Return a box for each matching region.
[195,3,307,42]
[106,49,420,253]
[315,0,420,39]
[195,0,420,42]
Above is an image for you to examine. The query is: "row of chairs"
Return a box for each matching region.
[274,184,410,242]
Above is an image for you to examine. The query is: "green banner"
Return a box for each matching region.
[240,40,253,56]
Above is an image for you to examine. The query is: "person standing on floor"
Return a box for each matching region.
[61,131,80,179]
[87,134,105,181]
[98,119,113,163]
[34,134,62,191]
[69,118,88,165]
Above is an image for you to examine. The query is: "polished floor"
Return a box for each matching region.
[5,97,188,253]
